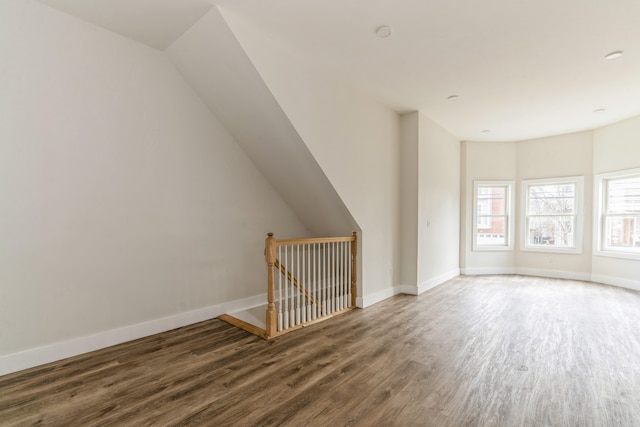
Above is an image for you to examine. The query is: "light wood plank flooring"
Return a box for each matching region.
[2,275,640,426]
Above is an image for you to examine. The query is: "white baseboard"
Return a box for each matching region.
[462,267,640,293]
[397,284,417,295]
[0,293,266,377]
[398,269,460,296]
[461,267,516,275]
[357,286,402,308]
[591,274,640,292]
[514,268,592,282]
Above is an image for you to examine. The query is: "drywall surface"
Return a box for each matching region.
[417,114,461,286]
[460,141,517,273]
[165,8,357,238]
[515,131,594,277]
[399,113,419,288]
[592,115,640,286]
[0,0,309,357]
[219,9,401,303]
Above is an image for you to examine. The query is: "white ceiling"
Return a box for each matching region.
[37,0,640,142]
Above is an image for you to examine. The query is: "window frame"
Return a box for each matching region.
[520,176,584,254]
[594,168,640,261]
[472,180,515,252]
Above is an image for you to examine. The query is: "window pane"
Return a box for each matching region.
[476,216,506,246]
[605,216,640,251]
[477,186,505,218]
[527,216,575,247]
[528,184,575,215]
[607,177,640,214]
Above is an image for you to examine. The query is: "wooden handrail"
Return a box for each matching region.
[275,236,356,246]
[265,232,358,338]
[274,258,322,312]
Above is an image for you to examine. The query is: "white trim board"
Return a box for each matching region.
[591,274,640,292]
[461,267,516,276]
[357,286,402,308]
[514,268,592,282]
[462,267,591,282]
[400,269,460,296]
[461,268,640,293]
[0,293,266,377]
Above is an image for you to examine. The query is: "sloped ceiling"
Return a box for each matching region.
[37,0,640,141]
[38,0,214,50]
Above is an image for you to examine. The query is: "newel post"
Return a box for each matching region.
[351,231,358,307]
[265,233,277,337]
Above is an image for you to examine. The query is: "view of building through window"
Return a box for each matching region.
[476,186,507,246]
[525,183,576,248]
[604,175,640,252]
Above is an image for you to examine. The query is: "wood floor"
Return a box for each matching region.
[2,275,640,426]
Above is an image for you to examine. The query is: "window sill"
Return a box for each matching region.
[472,246,513,252]
[521,246,582,255]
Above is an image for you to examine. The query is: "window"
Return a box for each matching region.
[595,168,640,260]
[521,176,584,253]
[473,181,514,251]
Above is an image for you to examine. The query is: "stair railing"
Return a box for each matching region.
[265,232,357,338]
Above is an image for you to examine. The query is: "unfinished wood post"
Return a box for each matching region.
[265,233,277,338]
[351,231,358,307]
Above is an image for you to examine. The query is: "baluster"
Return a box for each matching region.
[306,243,311,322]
[333,242,339,311]
[346,241,350,307]
[347,239,351,308]
[351,232,357,308]
[301,244,306,324]
[289,245,296,326]
[294,245,301,325]
[338,242,344,310]
[336,241,341,311]
[284,245,289,330]
[343,241,348,309]
[325,243,331,314]
[322,242,327,316]
[278,245,282,332]
[330,242,334,314]
[342,241,347,310]
[312,243,317,320]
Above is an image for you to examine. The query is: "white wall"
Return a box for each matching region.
[416,115,461,290]
[460,141,517,274]
[462,132,594,279]
[515,131,594,279]
[400,113,461,294]
[220,10,401,306]
[0,0,308,372]
[165,8,357,239]
[399,113,419,288]
[462,124,640,289]
[592,115,640,287]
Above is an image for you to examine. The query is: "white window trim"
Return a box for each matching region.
[472,180,515,252]
[520,176,584,254]
[594,167,640,261]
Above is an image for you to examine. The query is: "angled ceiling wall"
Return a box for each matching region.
[165,7,357,237]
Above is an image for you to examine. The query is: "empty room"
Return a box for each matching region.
[1,0,639,425]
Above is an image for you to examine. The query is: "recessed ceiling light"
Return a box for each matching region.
[594,108,606,113]
[375,26,392,38]
[481,129,491,133]
[447,95,459,101]
[604,51,623,60]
